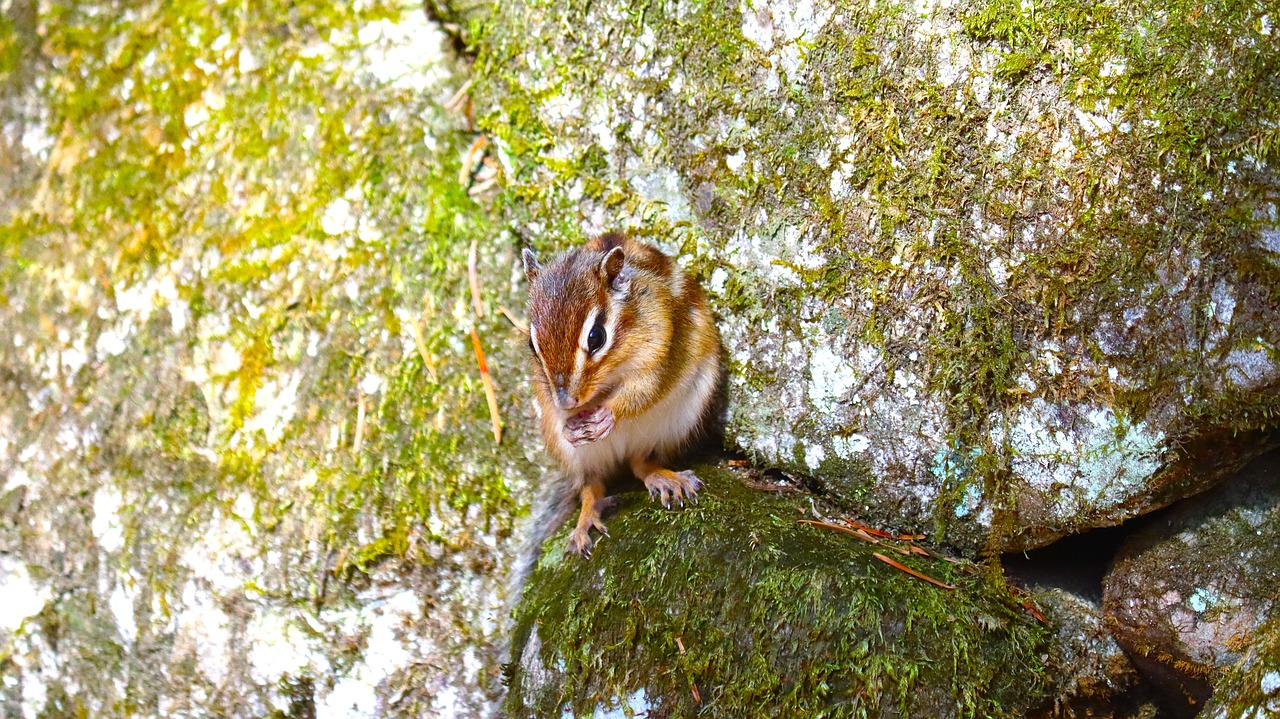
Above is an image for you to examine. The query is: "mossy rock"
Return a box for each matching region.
[1204,616,1280,719]
[467,0,1280,552]
[1,4,537,714]
[506,463,1065,718]
[1102,450,1280,715]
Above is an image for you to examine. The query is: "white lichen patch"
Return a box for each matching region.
[831,433,870,458]
[356,9,448,93]
[181,508,261,593]
[953,482,983,519]
[726,149,747,173]
[0,557,49,633]
[174,581,234,685]
[91,484,126,553]
[322,197,358,236]
[739,0,834,83]
[242,370,303,445]
[109,576,140,642]
[995,401,1165,517]
[316,588,423,719]
[807,344,860,415]
[804,441,827,470]
[248,610,325,684]
[628,165,692,225]
[1262,670,1280,695]
[1188,586,1217,613]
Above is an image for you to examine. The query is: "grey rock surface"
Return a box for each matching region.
[469,0,1280,552]
[0,4,536,716]
[1034,587,1150,716]
[1103,450,1280,715]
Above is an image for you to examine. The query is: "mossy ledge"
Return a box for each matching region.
[504,463,1061,718]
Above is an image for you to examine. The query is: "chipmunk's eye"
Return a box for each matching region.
[587,321,606,355]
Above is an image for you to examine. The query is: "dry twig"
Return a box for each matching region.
[352,392,367,455]
[408,320,438,382]
[498,305,528,334]
[470,327,503,444]
[444,78,473,112]
[872,552,955,590]
[843,517,925,541]
[459,134,488,186]
[798,519,881,545]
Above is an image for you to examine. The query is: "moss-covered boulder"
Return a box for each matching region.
[1031,587,1153,716]
[462,0,1280,552]
[1,3,539,714]
[505,463,1108,717]
[1203,616,1280,719]
[1102,450,1280,715]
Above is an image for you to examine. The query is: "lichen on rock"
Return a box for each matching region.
[1,2,539,714]
[469,0,1280,552]
[1103,450,1280,714]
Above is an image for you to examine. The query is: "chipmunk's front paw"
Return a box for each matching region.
[642,469,701,509]
[564,406,615,447]
[566,516,608,559]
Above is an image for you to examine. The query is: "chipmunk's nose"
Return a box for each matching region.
[555,388,577,411]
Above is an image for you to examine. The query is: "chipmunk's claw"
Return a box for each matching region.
[642,469,701,510]
[566,528,592,558]
[566,516,609,558]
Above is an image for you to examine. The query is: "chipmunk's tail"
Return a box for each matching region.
[495,476,578,715]
[503,473,577,625]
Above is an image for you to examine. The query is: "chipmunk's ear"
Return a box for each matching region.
[599,247,626,289]
[521,248,541,282]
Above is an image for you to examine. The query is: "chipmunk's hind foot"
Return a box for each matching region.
[566,516,608,558]
[566,477,609,559]
[639,467,701,509]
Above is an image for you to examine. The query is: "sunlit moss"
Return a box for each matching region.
[1,0,538,712]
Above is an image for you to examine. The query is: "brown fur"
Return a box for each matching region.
[523,234,721,556]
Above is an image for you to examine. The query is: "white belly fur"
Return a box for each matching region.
[558,356,718,477]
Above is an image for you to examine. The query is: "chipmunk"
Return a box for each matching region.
[522,232,721,557]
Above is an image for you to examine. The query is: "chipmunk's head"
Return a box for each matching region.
[523,244,632,414]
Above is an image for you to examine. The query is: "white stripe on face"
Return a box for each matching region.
[579,302,620,360]
[571,307,598,391]
[530,325,555,391]
[598,300,619,357]
[577,307,600,354]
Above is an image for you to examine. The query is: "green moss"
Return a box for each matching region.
[2,2,540,710]
[1210,616,1280,719]
[473,0,1280,551]
[506,464,1056,718]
